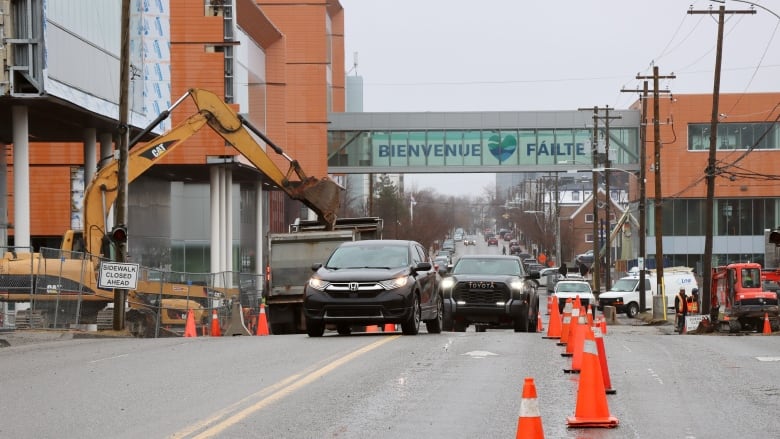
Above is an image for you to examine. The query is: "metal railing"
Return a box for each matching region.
[0,247,262,336]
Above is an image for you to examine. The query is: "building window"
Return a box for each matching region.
[585,213,594,223]
[688,122,780,151]
[585,233,594,243]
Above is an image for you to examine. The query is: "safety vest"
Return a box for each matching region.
[687,296,699,314]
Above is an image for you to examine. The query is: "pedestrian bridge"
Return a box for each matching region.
[326,110,642,174]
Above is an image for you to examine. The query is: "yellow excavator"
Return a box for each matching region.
[0,88,342,336]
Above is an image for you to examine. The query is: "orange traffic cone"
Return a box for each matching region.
[599,315,608,335]
[184,309,197,338]
[593,326,616,394]
[384,323,396,332]
[515,377,545,439]
[557,299,573,346]
[210,309,221,337]
[564,312,588,373]
[366,325,379,333]
[559,301,578,347]
[256,304,269,336]
[566,327,619,428]
[563,307,586,358]
[763,312,772,335]
[537,311,544,332]
[586,304,594,327]
[546,295,553,315]
[543,295,562,339]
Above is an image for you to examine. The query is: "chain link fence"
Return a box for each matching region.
[0,247,262,337]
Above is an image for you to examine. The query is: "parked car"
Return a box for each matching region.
[440,254,540,332]
[575,249,594,266]
[436,250,453,264]
[303,239,443,336]
[442,239,456,254]
[433,256,453,274]
[553,279,596,313]
[538,267,560,292]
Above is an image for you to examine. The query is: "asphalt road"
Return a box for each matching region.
[2,239,779,438]
[2,309,779,438]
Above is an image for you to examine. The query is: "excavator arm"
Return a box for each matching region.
[81,88,341,256]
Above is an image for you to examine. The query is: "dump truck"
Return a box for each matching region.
[0,88,342,336]
[265,217,383,334]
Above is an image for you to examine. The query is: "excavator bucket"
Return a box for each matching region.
[288,177,342,230]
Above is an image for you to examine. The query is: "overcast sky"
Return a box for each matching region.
[339,0,780,197]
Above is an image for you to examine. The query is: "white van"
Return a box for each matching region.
[597,266,699,318]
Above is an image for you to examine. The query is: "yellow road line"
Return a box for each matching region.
[170,335,400,438]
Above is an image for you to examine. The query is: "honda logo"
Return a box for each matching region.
[348,282,359,291]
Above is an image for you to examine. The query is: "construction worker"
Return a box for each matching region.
[675,288,688,334]
[689,287,700,314]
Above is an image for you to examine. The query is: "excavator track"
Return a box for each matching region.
[126,309,158,338]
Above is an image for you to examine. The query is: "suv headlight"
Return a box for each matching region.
[379,276,409,290]
[441,277,455,290]
[308,278,330,291]
[510,280,525,291]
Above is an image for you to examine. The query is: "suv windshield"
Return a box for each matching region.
[453,258,524,276]
[326,245,409,269]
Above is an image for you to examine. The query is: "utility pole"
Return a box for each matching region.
[601,107,621,290]
[621,79,668,313]
[578,106,621,293]
[555,173,561,266]
[634,66,675,318]
[578,107,601,295]
[114,0,131,331]
[688,4,755,318]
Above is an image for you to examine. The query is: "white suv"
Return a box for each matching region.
[553,279,596,313]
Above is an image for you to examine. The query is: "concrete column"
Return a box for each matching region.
[99,132,113,168]
[255,182,264,277]
[83,128,97,184]
[219,167,227,273]
[12,106,30,249]
[224,168,233,275]
[210,166,221,278]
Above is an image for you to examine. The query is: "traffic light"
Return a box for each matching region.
[770,229,780,246]
[110,225,128,244]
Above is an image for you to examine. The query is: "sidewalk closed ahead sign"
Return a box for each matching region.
[99,262,140,290]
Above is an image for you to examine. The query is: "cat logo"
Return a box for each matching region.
[150,144,168,158]
[139,141,175,161]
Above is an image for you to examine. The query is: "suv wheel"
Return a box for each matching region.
[425,296,443,334]
[306,318,325,337]
[514,314,529,332]
[442,306,454,331]
[336,324,352,336]
[401,294,421,335]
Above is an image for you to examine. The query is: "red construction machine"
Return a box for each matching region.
[710,262,779,333]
